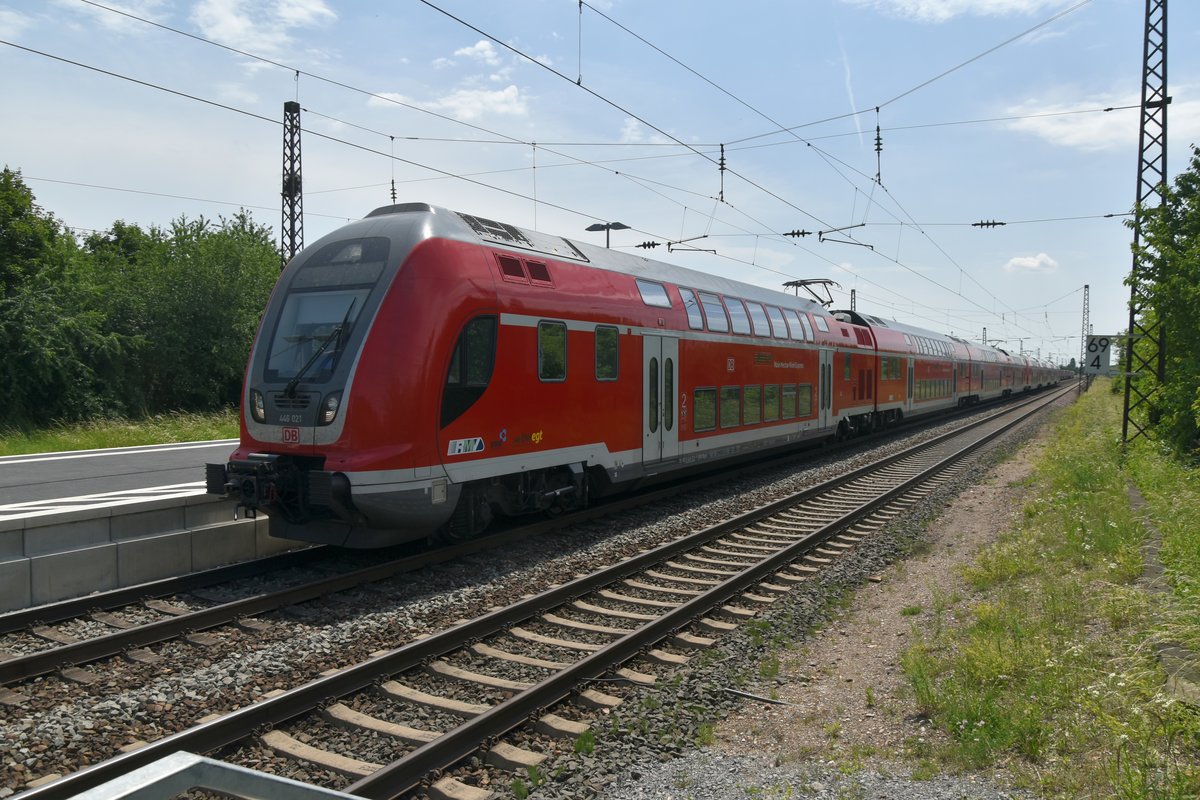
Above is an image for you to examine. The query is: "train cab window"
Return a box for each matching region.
[813,315,830,333]
[679,288,705,330]
[725,298,752,334]
[720,386,742,428]
[538,321,567,381]
[744,385,762,425]
[781,384,797,419]
[781,309,804,340]
[595,325,618,381]
[745,302,771,337]
[765,306,788,339]
[636,279,672,308]
[698,292,729,332]
[693,388,717,431]
[497,254,527,282]
[441,315,497,427]
[764,384,780,421]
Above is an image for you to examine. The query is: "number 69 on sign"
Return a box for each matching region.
[1085,335,1111,375]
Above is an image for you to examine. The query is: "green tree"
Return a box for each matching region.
[1130,144,1200,455]
[0,167,113,425]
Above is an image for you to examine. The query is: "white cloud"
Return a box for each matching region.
[454,40,501,66]
[428,85,527,120]
[368,86,527,121]
[189,0,336,57]
[843,0,1075,23]
[1005,91,1200,153]
[53,0,169,34]
[0,8,35,38]
[1004,252,1058,272]
[274,0,336,28]
[620,118,645,143]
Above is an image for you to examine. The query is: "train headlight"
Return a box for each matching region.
[250,389,266,423]
[318,391,343,425]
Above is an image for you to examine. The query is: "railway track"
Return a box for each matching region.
[0,391,1017,689]
[11,386,1069,800]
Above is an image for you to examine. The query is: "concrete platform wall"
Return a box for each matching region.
[0,496,304,612]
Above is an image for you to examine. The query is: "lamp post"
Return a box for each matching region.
[585,221,629,248]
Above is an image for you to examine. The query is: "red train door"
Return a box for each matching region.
[818,348,834,430]
[643,335,679,465]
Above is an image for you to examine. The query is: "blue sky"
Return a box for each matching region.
[3,0,1198,365]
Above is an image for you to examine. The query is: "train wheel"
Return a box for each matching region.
[434,487,492,545]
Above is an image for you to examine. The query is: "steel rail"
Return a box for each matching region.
[346,387,1069,798]
[16,388,1068,800]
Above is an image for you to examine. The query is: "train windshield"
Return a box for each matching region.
[265,237,390,382]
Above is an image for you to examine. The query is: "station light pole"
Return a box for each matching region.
[586,221,629,248]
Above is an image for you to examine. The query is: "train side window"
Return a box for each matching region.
[699,292,729,332]
[636,279,672,308]
[781,384,797,419]
[765,306,788,339]
[725,298,752,334]
[720,386,742,428]
[781,309,804,340]
[743,385,762,425]
[441,315,497,427]
[763,384,780,421]
[538,321,567,381]
[813,315,830,333]
[679,288,705,330]
[796,384,813,417]
[693,388,717,431]
[595,325,618,381]
[799,313,814,341]
[497,254,528,283]
[745,302,771,337]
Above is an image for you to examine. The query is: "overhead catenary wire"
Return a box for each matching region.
[31,2,1083,346]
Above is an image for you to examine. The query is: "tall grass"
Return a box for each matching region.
[901,381,1200,798]
[0,409,239,456]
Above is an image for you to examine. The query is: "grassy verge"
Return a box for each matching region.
[0,409,240,456]
[901,380,1200,798]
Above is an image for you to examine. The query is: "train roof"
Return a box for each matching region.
[359,203,832,318]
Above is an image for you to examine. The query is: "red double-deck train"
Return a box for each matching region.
[207,203,1067,547]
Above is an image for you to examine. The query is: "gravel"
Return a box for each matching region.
[0,401,1058,797]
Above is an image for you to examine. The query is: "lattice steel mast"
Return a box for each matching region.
[1122,0,1168,443]
[281,100,304,270]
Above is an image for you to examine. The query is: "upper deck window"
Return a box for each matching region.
[635,279,672,308]
[813,315,830,333]
[724,297,752,334]
[765,306,788,339]
[745,302,771,337]
[782,309,804,340]
[679,288,705,330]
[698,292,729,333]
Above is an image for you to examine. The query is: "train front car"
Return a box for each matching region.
[207,203,484,547]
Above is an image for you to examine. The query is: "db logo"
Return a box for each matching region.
[282,426,301,444]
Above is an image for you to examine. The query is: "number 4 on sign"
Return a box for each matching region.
[1085,336,1111,375]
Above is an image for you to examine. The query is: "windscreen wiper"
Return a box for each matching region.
[284,299,356,398]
